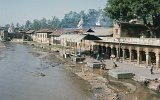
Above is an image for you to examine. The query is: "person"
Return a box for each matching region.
[100,57,104,63]
[144,79,150,86]
[100,64,106,70]
[113,62,118,69]
[150,64,154,74]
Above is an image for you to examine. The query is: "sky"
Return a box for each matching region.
[0,0,107,26]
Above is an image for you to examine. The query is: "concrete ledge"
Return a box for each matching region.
[87,61,105,69]
[72,56,85,63]
[109,70,134,79]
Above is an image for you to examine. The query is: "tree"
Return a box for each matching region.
[86,9,99,26]
[32,19,41,30]
[104,0,160,37]
[104,0,134,22]
[16,23,20,28]
[48,16,61,29]
[61,11,81,28]
[40,18,47,29]
[25,20,32,29]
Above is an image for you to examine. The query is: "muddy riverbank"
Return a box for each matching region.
[28,43,118,99]
[1,41,159,100]
[29,42,160,100]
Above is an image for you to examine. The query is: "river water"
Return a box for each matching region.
[0,43,93,100]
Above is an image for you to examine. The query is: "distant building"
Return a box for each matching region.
[34,29,53,44]
[0,27,8,41]
[113,21,147,38]
[25,30,35,41]
[8,24,14,33]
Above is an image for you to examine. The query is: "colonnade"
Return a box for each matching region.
[95,44,160,68]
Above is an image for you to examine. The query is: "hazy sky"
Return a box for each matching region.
[0,0,107,26]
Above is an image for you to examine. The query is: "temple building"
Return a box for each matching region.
[94,21,160,68]
[8,23,14,33]
[77,17,84,29]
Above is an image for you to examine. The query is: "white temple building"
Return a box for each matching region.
[77,17,84,29]
[8,24,14,33]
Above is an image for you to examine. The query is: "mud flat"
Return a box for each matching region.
[29,42,160,100]
[30,44,118,100]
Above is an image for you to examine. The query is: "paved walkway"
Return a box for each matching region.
[85,57,160,81]
[104,60,160,81]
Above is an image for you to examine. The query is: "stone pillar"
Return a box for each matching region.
[111,47,114,55]
[137,51,140,64]
[123,49,125,61]
[110,47,115,60]
[156,53,160,68]
[146,52,149,66]
[129,49,132,62]
[116,48,119,58]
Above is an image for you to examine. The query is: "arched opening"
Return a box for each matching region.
[111,47,117,57]
[124,49,129,59]
[140,51,146,64]
[132,50,137,62]
[149,52,156,65]
[106,47,111,59]
[102,46,106,53]
[120,48,123,57]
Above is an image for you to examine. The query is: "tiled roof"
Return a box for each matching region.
[26,30,35,34]
[50,29,75,37]
[36,29,55,33]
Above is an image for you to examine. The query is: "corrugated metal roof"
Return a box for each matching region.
[57,34,86,42]
[57,33,101,42]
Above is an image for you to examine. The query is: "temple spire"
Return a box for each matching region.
[8,23,14,33]
[77,17,84,29]
[96,14,103,27]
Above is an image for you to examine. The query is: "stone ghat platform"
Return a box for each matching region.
[87,61,106,69]
[109,70,135,79]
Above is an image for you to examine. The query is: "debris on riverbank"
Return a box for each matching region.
[28,42,160,100]
[29,43,118,100]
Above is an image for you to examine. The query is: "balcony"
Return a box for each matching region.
[104,37,160,46]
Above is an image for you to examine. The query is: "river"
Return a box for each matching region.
[0,43,93,100]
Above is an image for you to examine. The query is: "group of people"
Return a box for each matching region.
[100,61,118,70]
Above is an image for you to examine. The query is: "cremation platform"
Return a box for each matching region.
[109,70,134,79]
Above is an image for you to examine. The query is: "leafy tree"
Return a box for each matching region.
[16,23,20,28]
[104,0,160,37]
[40,18,47,29]
[10,9,112,30]
[61,11,81,28]
[32,19,41,30]
[48,16,61,29]
[86,9,99,26]
[25,20,32,29]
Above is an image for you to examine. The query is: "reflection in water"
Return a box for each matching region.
[0,43,92,100]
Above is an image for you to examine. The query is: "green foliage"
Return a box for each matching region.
[61,11,81,28]
[8,9,112,31]
[48,16,61,29]
[104,0,160,37]
[104,0,135,21]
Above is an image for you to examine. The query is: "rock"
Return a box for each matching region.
[40,73,46,77]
